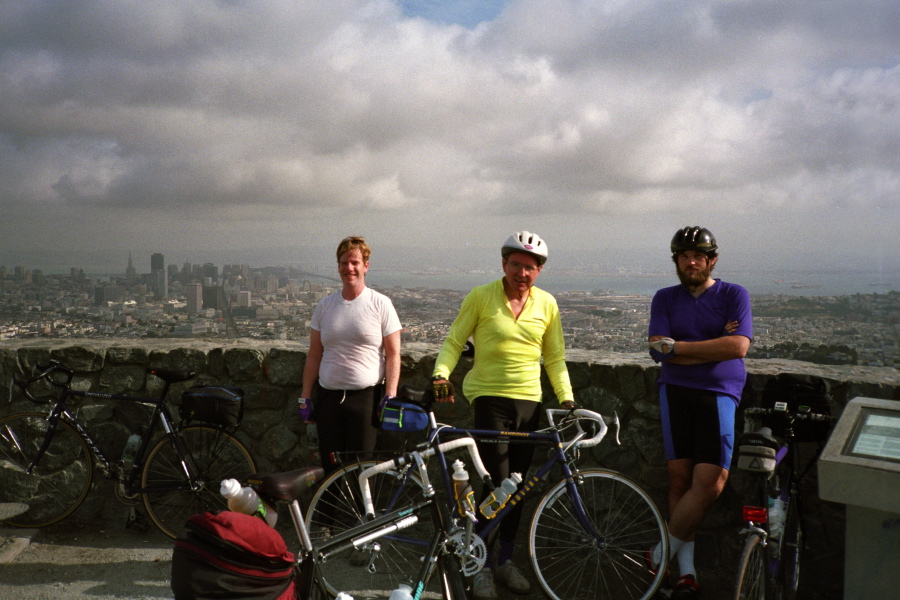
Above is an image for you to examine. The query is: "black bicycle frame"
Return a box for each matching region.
[27,386,195,494]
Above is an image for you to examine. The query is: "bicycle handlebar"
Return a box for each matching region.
[545,407,618,450]
[13,360,73,404]
[744,405,834,424]
[358,437,490,519]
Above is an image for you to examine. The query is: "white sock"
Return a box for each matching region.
[653,533,685,566]
[677,540,696,578]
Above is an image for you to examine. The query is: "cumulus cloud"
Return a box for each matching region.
[0,0,897,271]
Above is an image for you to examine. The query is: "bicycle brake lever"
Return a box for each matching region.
[609,412,621,446]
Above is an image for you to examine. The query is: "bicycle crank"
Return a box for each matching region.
[448,529,487,576]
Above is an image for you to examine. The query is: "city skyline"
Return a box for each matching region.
[1,1,898,275]
[2,246,896,299]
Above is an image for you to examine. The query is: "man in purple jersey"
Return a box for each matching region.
[646,226,752,599]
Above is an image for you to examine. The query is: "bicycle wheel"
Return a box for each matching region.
[777,494,802,600]
[528,469,668,600]
[306,460,438,598]
[141,425,256,538]
[733,533,766,600]
[0,413,93,527]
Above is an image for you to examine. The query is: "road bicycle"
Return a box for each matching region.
[241,437,488,600]
[305,389,669,600]
[732,403,835,600]
[0,360,256,538]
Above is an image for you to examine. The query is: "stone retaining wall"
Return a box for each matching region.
[1,339,898,591]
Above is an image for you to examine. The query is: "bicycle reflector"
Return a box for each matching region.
[742,505,768,523]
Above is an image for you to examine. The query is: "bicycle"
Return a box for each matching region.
[305,388,669,600]
[0,359,257,538]
[228,437,489,600]
[732,403,835,600]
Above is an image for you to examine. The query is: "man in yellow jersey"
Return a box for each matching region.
[431,231,575,599]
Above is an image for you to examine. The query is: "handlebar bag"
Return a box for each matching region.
[380,398,428,432]
[171,511,295,600]
[737,430,783,473]
[180,385,245,428]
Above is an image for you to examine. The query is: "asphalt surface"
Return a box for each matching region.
[0,519,840,600]
[0,519,713,600]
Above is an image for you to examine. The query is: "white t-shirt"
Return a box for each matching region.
[310,287,402,390]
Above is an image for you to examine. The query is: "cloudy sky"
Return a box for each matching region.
[1,0,898,278]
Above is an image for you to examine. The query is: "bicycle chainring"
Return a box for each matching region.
[448,529,487,576]
[114,481,141,506]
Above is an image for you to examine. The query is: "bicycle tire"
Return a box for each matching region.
[778,493,802,600]
[306,460,438,598]
[0,413,93,527]
[528,469,668,600]
[141,425,256,538]
[733,532,767,600]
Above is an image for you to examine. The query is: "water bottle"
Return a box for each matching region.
[388,583,413,600]
[479,472,522,519]
[767,496,786,540]
[121,433,141,466]
[451,459,476,518]
[220,478,278,527]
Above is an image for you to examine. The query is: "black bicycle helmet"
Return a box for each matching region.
[670,226,717,257]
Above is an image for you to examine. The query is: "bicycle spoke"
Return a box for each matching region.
[530,470,666,600]
[0,413,93,527]
[142,426,255,538]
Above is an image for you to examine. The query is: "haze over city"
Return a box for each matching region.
[1,1,898,279]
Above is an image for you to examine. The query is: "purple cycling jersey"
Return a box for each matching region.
[648,279,753,402]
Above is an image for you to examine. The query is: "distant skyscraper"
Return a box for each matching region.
[156,270,168,299]
[202,285,221,310]
[126,252,137,282]
[238,290,251,308]
[186,283,203,313]
[202,263,218,284]
[151,253,165,274]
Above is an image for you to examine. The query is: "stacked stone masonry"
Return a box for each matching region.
[1,339,897,594]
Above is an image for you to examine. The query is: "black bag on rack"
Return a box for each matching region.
[180,385,245,428]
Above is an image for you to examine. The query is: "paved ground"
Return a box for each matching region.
[0,523,172,600]
[0,519,841,600]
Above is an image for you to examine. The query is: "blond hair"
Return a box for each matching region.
[336,236,371,263]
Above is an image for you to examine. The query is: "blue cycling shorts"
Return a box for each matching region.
[659,383,737,469]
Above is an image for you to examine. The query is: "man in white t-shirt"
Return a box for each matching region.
[300,236,402,473]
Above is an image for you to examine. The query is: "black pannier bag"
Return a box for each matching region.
[180,385,245,428]
[759,373,832,442]
[171,511,296,600]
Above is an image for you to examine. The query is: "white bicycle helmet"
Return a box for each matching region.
[501,231,548,265]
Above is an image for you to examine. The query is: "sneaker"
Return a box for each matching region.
[473,568,499,600]
[672,573,700,598]
[495,560,531,594]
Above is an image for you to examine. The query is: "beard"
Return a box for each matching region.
[676,262,714,287]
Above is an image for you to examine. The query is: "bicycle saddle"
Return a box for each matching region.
[250,467,326,504]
